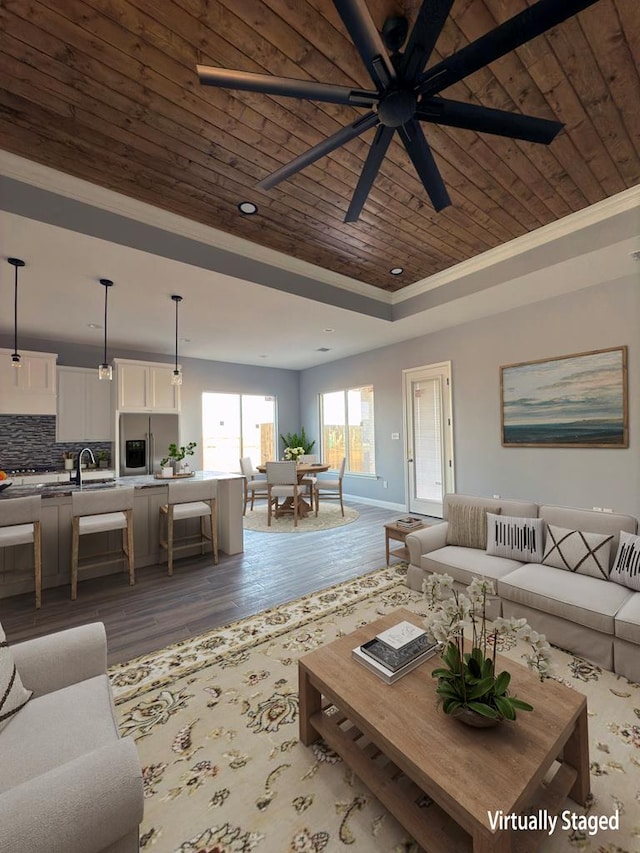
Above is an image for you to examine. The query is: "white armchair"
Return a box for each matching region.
[0,622,143,853]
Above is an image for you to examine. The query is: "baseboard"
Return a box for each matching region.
[343,493,407,511]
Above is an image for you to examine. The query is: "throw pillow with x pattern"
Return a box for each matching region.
[542,524,614,580]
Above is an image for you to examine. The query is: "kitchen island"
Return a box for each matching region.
[0,471,244,601]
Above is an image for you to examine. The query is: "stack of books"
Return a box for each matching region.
[395,516,423,530]
[352,620,439,684]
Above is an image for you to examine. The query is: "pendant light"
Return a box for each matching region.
[7,258,25,368]
[171,294,183,386]
[98,278,114,380]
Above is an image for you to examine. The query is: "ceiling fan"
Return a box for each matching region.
[197,0,600,223]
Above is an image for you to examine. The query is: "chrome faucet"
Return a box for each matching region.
[75,448,96,486]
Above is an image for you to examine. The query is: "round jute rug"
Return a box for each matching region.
[243,502,359,533]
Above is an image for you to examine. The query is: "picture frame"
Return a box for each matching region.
[500,346,628,448]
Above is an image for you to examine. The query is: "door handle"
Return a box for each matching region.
[407,458,414,463]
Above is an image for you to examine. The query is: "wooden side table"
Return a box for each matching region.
[384,520,426,566]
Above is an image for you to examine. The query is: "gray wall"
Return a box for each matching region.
[300,276,640,518]
[0,335,300,472]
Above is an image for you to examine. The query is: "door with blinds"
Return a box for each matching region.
[403,362,454,517]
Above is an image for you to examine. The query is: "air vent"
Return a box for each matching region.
[316,347,331,352]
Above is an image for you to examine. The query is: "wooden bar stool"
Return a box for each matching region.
[71,487,135,600]
[159,480,218,576]
[0,496,42,608]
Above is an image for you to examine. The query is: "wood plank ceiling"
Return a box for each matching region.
[0,0,638,291]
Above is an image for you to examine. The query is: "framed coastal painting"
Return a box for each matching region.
[500,346,628,448]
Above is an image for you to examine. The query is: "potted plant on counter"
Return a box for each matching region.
[160,441,197,475]
[97,450,110,469]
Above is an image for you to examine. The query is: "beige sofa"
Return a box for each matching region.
[406,494,640,683]
[0,622,144,853]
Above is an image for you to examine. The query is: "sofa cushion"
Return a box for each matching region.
[498,564,632,635]
[421,546,524,587]
[609,531,640,591]
[486,513,544,562]
[0,674,119,793]
[446,503,500,550]
[614,593,640,644]
[541,523,613,580]
[0,623,32,734]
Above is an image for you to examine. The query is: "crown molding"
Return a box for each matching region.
[0,150,391,305]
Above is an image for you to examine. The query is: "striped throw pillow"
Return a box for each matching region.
[0,623,32,732]
[446,503,501,550]
[486,513,544,562]
[610,531,640,591]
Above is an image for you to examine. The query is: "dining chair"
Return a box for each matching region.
[298,453,318,498]
[0,496,42,608]
[266,461,300,527]
[314,456,346,516]
[159,480,218,576]
[239,456,269,515]
[71,487,135,600]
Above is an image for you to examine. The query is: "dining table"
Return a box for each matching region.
[257,462,330,518]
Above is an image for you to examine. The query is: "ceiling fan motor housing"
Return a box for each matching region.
[377,89,418,127]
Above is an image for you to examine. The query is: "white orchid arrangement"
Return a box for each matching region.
[422,573,553,721]
[283,446,305,461]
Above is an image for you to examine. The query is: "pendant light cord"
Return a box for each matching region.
[175,297,179,372]
[13,263,18,357]
[103,281,109,365]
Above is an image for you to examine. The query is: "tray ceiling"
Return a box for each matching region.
[0,0,638,291]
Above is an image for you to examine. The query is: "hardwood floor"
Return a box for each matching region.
[0,502,408,665]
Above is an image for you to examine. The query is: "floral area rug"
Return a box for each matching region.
[242,502,359,533]
[110,565,640,853]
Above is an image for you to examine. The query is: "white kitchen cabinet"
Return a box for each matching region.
[114,359,180,413]
[0,349,57,414]
[56,366,114,441]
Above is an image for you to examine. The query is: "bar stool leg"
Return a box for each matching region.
[210,499,218,564]
[167,506,174,576]
[125,508,135,585]
[71,517,80,601]
[33,519,42,609]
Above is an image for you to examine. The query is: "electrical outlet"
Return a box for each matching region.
[383,480,388,488]
[391,432,400,440]
[493,494,500,499]
[593,507,602,512]
[603,507,613,513]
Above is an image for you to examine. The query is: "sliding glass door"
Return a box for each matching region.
[202,393,276,472]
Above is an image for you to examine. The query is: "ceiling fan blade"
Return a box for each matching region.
[400,119,451,212]
[417,0,600,97]
[197,65,379,107]
[344,125,395,223]
[258,112,379,191]
[401,0,454,81]
[417,97,563,144]
[333,0,396,89]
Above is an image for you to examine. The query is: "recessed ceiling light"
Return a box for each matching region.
[238,201,258,215]
[323,328,335,333]
[390,267,404,276]
[87,323,102,329]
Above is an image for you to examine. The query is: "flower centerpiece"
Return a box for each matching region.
[280,428,315,463]
[423,573,553,726]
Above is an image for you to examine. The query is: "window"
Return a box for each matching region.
[320,385,375,474]
[202,393,276,471]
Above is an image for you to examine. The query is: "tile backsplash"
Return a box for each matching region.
[0,415,113,470]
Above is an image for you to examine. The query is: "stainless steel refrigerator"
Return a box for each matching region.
[119,413,180,476]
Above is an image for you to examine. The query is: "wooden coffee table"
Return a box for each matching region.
[298,608,590,853]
